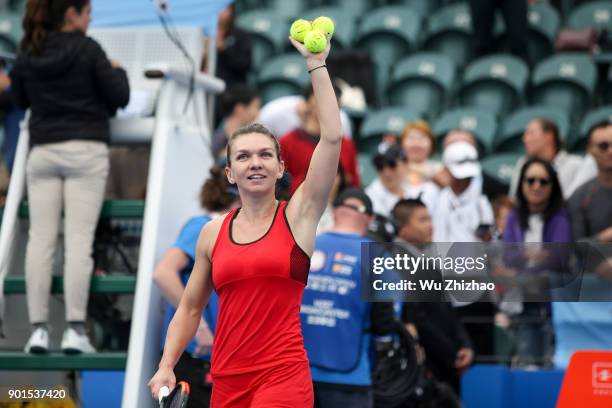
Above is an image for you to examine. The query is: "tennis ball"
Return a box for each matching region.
[304,30,328,53]
[290,19,312,43]
[311,16,335,38]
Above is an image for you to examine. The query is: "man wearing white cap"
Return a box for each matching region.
[432,141,495,243]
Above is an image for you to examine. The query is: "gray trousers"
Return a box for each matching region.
[25,140,109,323]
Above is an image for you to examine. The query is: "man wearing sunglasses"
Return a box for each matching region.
[569,120,612,251]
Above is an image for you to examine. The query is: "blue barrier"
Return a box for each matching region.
[462,365,564,408]
[81,371,125,408]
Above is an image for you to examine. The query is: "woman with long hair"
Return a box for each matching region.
[502,157,571,367]
[148,36,342,407]
[10,0,129,354]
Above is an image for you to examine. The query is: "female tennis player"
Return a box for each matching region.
[148,36,341,407]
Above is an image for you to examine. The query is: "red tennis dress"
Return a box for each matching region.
[210,201,313,407]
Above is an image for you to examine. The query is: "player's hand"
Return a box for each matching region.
[288,36,330,64]
[148,366,176,401]
[194,319,214,356]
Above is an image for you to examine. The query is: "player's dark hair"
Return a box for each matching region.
[22,0,90,55]
[226,123,280,166]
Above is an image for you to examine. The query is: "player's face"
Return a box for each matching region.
[226,133,284,194]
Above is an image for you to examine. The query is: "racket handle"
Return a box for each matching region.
[158,386,170,405]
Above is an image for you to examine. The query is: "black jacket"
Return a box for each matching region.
[10,31,129,146]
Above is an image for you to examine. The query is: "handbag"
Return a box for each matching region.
[555,28,599,52]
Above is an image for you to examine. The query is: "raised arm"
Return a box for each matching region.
[286,36,343,252]
[147,220,218,399]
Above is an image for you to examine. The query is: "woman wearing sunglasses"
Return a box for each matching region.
[502,157,571,368]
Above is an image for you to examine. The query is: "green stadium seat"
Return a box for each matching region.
[302,7,356,49]
[568,1,612,31]
[531,54,597,121]
[496,106,569,153]
[355,6,421,66]
[573,105,612,153]
[387,52,456,119]
[332,0,370,17]
[256,53,309,104]
[0,11,22,53]
[422,3,473,67]
[496,3,560,64]
[458,54,529,117]
[359,107,422,153]
[268,0,307,19]
[395,0,443,17]
[359,153,378,186]
[433,108,498,156]
[237,9,289,71]
[606,67,612,105]
[481,152,523,186]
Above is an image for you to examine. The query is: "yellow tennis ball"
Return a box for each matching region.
[304,30,327,53]
[312,16,335,38]
[290,19,312,43]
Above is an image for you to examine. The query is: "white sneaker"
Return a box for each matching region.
[24,328,49,354]
[61,328,96,354]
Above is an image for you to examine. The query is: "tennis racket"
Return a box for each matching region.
[158,381,190,408]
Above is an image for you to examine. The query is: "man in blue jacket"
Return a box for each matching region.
[301,188,395,408]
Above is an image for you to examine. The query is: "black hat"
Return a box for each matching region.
[372,144,406,170]
[333,187,374,215]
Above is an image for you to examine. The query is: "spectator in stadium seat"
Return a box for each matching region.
[437,129,509,202]
[301,188,395,408]
[431,140,497,359]
[258,90,353,140]
[365,144,438,217]
[154,166,240,408]
[393,198,474,393]
[203,4,251,90]
[509,118,583,199]
[432,141,495,242]
[201,3,252,125]
[280,86,360,196]
[503,157,571,367]
[11,0,130,354]
[211,84,261,159]
[468,0,529,62]
[400,120,442,189]
[569,120,612,260]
